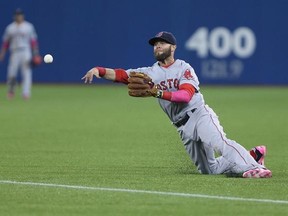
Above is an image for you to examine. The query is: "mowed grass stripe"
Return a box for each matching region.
[1,180,288,205]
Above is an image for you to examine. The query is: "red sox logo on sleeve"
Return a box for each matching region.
[184,69,193,80]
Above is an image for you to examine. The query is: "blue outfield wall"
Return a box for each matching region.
[0,0,288,84]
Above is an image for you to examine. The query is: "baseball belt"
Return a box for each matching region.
[174,108,197,127]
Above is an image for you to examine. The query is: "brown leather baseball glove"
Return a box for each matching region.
[31,55,42,67]
[128,72,158,97]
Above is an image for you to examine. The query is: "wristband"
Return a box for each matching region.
[95,67,106,77]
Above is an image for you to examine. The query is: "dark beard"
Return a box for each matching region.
[154,46,171,63]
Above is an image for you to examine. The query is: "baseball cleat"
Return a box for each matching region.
[250,145,266,166]
[243,168,272,178]
[22,94,30,100]
[7,92,15,100]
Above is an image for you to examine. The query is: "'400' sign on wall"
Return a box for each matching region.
[185,27,256,80]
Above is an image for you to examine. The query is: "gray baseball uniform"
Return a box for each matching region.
[2,20,37,97]
[126,59,265,174]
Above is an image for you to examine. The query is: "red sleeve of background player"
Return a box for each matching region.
[162,83,195,103]
[114,69,129,84]
[2,41,9,49]
[30,39,38,49]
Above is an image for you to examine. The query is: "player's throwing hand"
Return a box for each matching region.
[81,67,100,83]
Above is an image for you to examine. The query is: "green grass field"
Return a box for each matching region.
[0,84,288,216]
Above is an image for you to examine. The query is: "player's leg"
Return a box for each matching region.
[182,138,213,174]
[178,112,224,174]
[20,51,32,99]
[182,131,243,174]
[7,52,20,98]
[196,105,268,174]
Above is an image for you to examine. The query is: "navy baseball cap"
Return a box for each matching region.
[14,8,24,15]
[148,31,177,46]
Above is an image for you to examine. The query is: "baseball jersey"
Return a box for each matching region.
[126,59,205,123]
[2,21,37,52]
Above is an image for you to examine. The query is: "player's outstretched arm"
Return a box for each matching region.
[82,67,116,83]
[0,45,8,62]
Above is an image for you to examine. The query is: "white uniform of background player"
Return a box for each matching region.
[0,9,39,99]
[82,31,272,178]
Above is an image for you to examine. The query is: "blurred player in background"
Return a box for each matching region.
[0,8,41,100]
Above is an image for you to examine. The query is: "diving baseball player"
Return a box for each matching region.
[0,9,41,99]
[82,31,271,178]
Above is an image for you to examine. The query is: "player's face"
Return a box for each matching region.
[14,14,24,23]
[153,41,175,62]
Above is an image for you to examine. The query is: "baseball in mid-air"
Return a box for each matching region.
[44,54,53,63]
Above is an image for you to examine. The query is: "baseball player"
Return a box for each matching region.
[82,31,272,178]
[0,9,41,100]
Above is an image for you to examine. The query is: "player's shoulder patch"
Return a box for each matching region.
[183,69,194,80]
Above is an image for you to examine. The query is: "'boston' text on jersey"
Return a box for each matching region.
[155,78,179,90]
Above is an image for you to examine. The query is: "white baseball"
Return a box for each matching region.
[44,54,53,63]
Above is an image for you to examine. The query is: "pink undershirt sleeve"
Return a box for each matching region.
[171,90,192,103]
[162,83,195,103]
